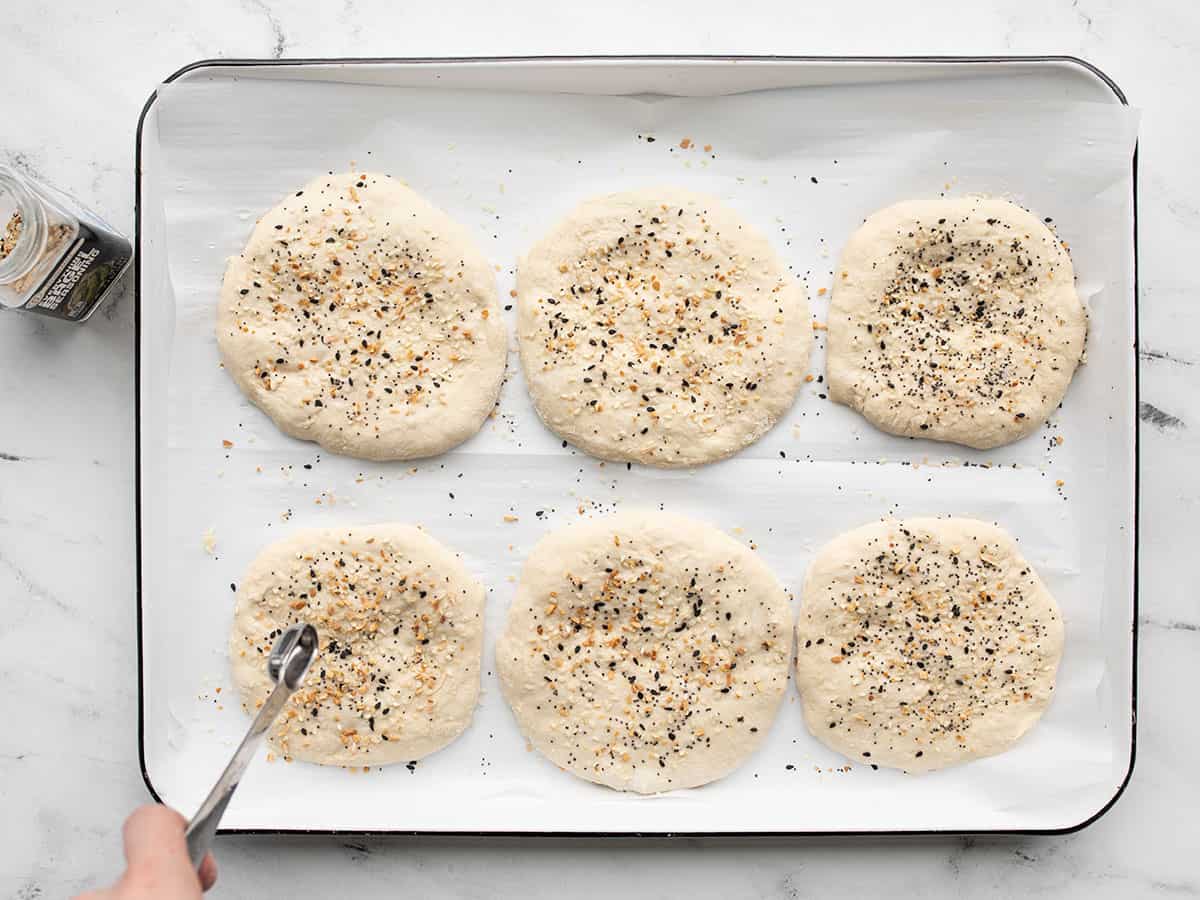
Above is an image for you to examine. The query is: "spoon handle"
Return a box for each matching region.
[185,681,292,868]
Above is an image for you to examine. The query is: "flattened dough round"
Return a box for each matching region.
[497,511,793,793]
[828,196,1086,449]
[517,187,811,467]
[230,524,485,766]
[795,517,1064,773]
[218,172,506,461]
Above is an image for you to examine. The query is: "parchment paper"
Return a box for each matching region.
[139,68,1139,832]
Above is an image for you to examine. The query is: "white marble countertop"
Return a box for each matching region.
[2,1,1197,897]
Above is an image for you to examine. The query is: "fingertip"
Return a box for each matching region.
[122,803,191,878]
[199,852,219,891]
[123,804,187,854]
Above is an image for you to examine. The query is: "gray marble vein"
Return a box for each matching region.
[1141,617,1200,633]
[0,547,68,614]
[1070,0,1095,31]
[241,0,288,59]
[2,149,49,183]
[1140,401,1186,430]
[1140,348,1194,367]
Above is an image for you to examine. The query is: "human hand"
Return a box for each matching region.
[76,805,217,898]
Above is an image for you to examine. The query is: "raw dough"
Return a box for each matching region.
[517,187,810,467]
[218,172,506,461]
[497,510,793,793]
[230,524,485,766]
[827,196,1086,449]
[795,517,1064,773]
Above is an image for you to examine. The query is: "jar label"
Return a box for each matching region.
[25,214,131,321]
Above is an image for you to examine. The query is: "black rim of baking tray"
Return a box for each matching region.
[133,54,1139,839]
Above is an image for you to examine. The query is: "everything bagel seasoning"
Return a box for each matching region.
[0,165,132,322]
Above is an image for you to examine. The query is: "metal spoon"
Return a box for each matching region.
[185,622,318,867]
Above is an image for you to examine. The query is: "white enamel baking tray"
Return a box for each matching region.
[136,56,1137,835]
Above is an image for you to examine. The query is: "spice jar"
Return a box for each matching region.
[0,165,132,322]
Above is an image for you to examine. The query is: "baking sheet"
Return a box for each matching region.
[138,60,1139,833]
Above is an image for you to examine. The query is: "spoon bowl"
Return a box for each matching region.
[268,622,318,689]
